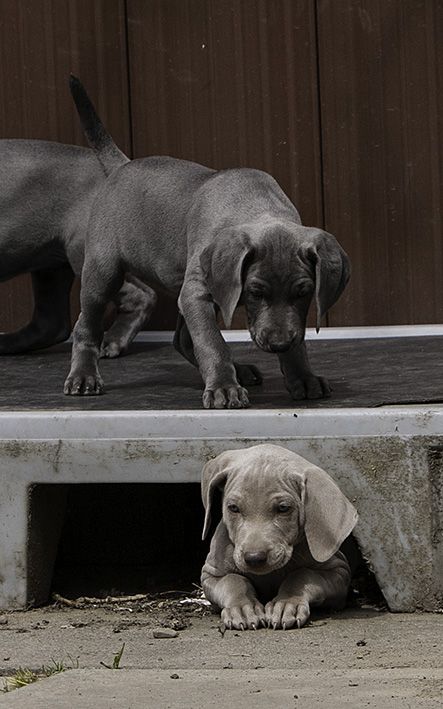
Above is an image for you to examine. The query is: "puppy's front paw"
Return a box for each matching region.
[221,602,266,631]
[234,363,263,387]
[285,374,331,400]
[63,371,104,396]
[265,599,310,630]
[100,338,127,359]
[203,386,250,409]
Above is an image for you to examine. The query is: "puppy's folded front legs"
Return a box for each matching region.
[203,572,266,630]
[265,561,351,630]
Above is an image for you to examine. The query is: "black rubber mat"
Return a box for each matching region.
[0,337,442,410]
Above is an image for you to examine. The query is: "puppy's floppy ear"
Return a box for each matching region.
[305,231,350,332]
[303,465,358,563]
[200,229,252,327]
[201,453,232,540]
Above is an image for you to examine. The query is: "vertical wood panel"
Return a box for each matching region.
[317,0,443,325]
[0,0,131,333]
[127,0,323,329]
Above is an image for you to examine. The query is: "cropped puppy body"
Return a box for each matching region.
[0,80,156,357]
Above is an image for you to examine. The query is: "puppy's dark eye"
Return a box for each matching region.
[291,282,313,299]
[227,503,240,513]
[276,502,292,513]
[248,288,265,299]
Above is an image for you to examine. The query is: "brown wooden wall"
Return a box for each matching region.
[318,0,443,325]
[0,0,442,333]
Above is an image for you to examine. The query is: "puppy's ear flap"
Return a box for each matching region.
[201,456,230,540]
[307,232,350,332]
[303,465,358,563]
[200,230,252,327]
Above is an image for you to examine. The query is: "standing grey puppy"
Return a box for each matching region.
[65,78,350,408]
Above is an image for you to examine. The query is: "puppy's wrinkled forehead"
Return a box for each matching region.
[223,453,303,509]
[249,225,313,280]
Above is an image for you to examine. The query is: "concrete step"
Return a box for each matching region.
[1,668,442,708]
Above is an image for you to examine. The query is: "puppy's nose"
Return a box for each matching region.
[268,341,291,353]
[244,550,268,567]
[265,330,294,352]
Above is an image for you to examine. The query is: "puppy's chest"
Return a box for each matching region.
[244,556,307,602]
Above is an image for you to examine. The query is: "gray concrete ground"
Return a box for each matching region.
[0,601,442,707]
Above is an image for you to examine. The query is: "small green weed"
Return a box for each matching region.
[100,642,126,670]
[2,667,39,692]
[2,657,77,693]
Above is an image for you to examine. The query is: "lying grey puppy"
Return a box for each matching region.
[201,444,358,630]
[64,79,350,407]
[0,78,156,357]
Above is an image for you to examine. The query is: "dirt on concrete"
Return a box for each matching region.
[0,592,441,675]
[0,592,442,707]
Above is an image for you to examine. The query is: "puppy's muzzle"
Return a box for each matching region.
[237,543,292,575]
[254,329,302,353]
[243,550,268,569]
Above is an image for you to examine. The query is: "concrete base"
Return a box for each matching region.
[0,406,442,611]
[1,605,442,706]
[2,668,443,709]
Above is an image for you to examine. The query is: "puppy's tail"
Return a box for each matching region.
[69,74,129,175]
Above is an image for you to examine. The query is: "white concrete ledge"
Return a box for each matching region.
[1,405,443,440]
[3,324,443,341]
[128,324,443,343]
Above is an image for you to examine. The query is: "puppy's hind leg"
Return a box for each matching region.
[173,314,262,387]
[64,260,124,395]
[0,264,74,354]
[173,314,198,366]
[101,276,157,358]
